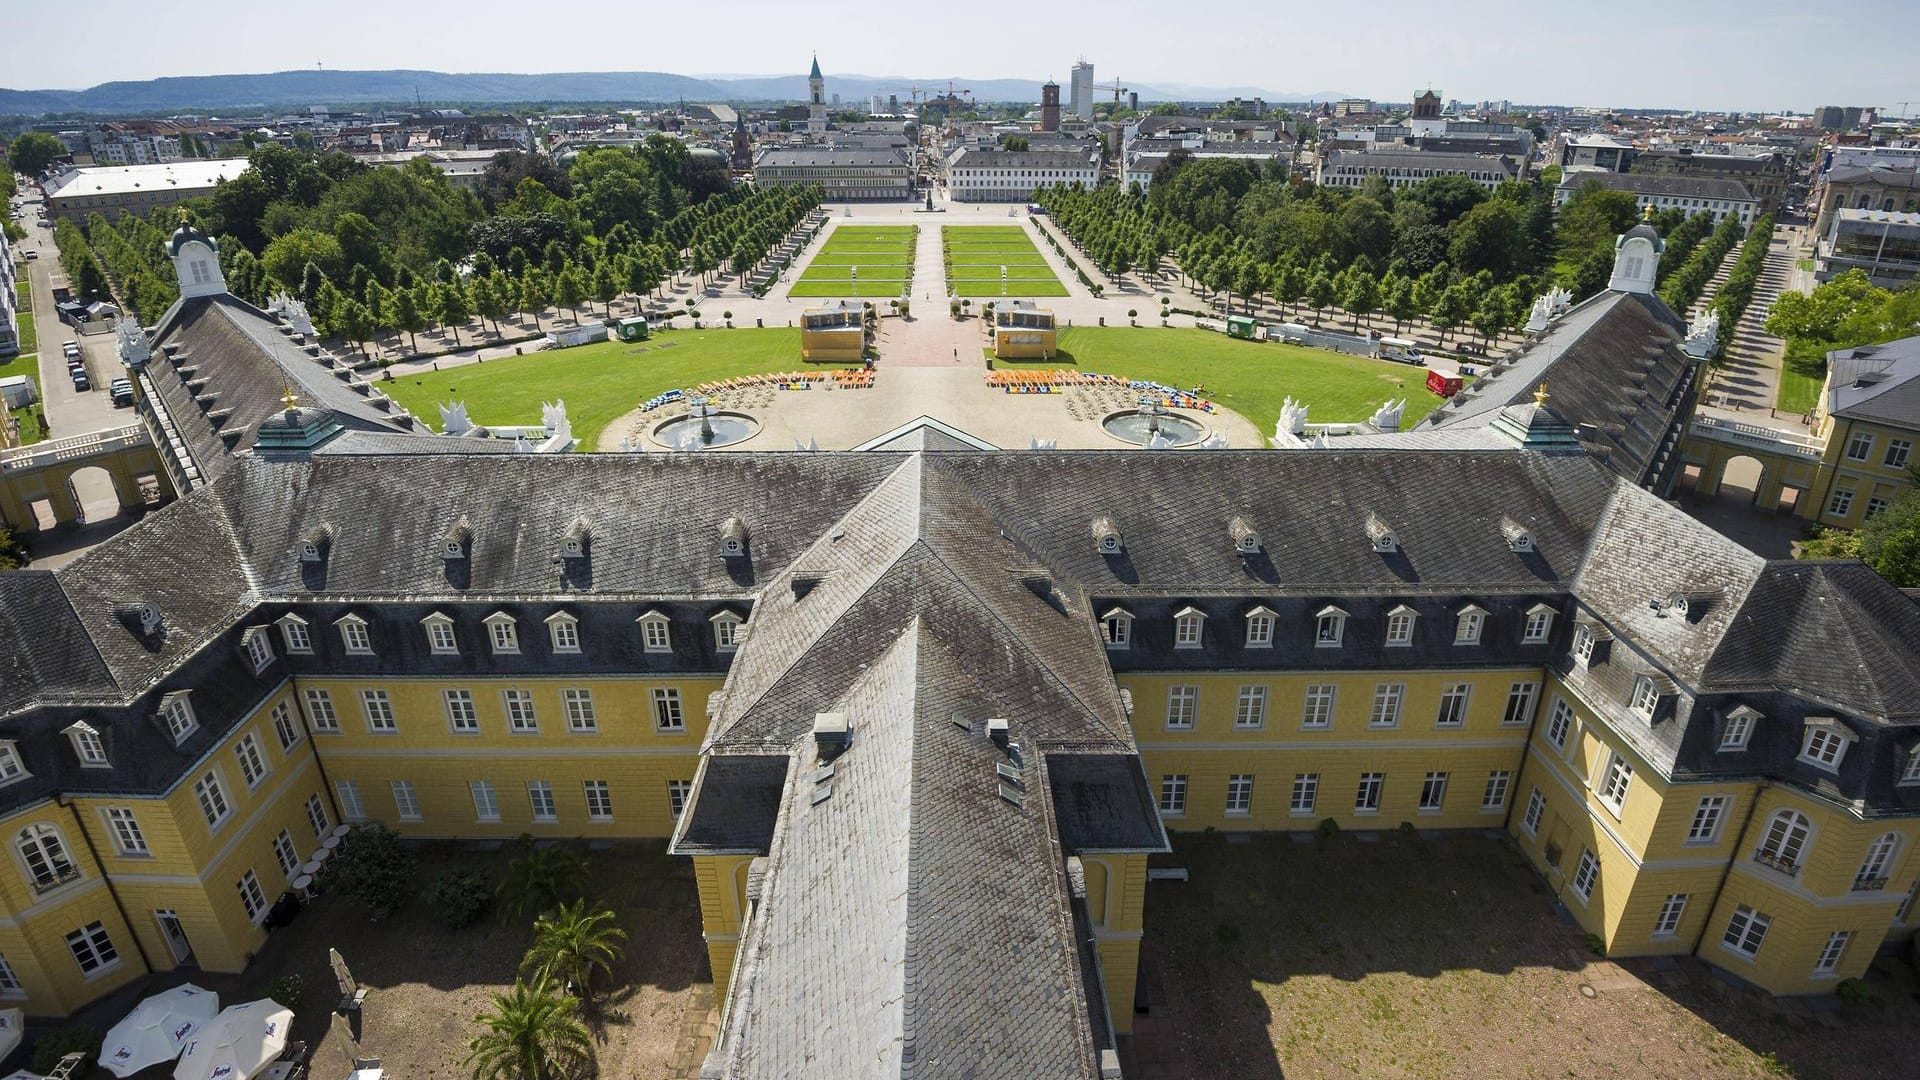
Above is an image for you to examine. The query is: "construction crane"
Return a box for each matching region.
[1091,79,1130,114]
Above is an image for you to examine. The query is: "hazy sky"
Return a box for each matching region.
[9,0,1914,111]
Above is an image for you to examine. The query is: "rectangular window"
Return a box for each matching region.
[1545,699,1574,749]
[1245,612,1274,648]
[1385,609,1415,646]
[563,689,598,733]
[244,630,272,672]
[470,781,500,822]
[1234,685,1268,729]
[528,781,558,822]
[1721,905,1770,958]
[550,617,581,653]
[503,689,538,733]
[1301,684,1336,729]
[271,701,302,752]
[1654,893,1688,937]
[426,619,457,654]
[1158,775,1187,814]
[1813,930,1852,974]
[584,780,614,821]
[1572,624,1596,664]
[65,922,118,975]
[652,688,685,732]
[1419,771,1448,811]
[1598,753,1634,813]
[339,619,372,654]
[306,793,329,839]
[360,689,396,733]
[1368,683,1404,728]
[273,829,298,879]
[1571,848,1599,902]
[1165,685,1198,730]
[1290,774,1318,814]
[235,733,267,789]
[1688,795,1729,843]
[1455,609,1484,644]
[160,696,197,743]
[1865,496,1890,519]
[0,744,22,784]
[1800,727,1849,770]
[668,779,693,818]
[1482,771,1511,811]
[0,954,20,996]
[281,619,312,654]
[338,780,367,821]
[1173,613,1203,649]
[489,619,519,654]
[237,870,267,923]
[1523,609,1555,643]
[1435,683,1472,727]
[106,808,148,855]
[1102,612,1131,647]
[1887,439,1913,470]
[641,617,672,652]
[1522,788,1545,836]
[304,689,339,733]
[444,689,479,733]
[194,771,231,829]
[1503,682,1539,726]
[1828,488,1854,517]
[1315,611,1345,647]
[391,780,421,821]
[1355,772,1384,812]
[1226,774,1253,814]
[1845,431,1873,461]
[1631,677,1662,718]
[713,617,740,651]
[1720,712,1754,750]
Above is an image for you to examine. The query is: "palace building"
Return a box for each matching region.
[0,222,1914,1078]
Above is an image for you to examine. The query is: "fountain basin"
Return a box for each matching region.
[1100,409,1207,447]
[650,410,761,449]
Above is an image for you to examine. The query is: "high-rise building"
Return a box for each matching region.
[1070,61,1095,122]
[1040,81,1061,132]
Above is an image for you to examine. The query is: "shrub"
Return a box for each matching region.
[270,973,305,1013]
[1835,977,1873,1005]
[1584,932,1607,957]
[31,1027,102,1073]
[1317,817,1340,837]
[316,822,416,920]
[428,870,493,930]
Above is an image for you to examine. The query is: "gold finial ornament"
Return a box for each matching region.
[281,386,300,411]
[1533,382,1550,407]
[1642,204,1656,222]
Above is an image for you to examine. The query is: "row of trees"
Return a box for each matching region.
[1703,213,1777,357]
[82,212,182,322]
[1656,211,1747,315]
[1764,268,1920,354]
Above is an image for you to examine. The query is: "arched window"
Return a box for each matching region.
[1855,833,1900,892]
[17,824,77,892]
[1754,809,1812,875]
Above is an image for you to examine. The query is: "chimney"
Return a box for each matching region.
[987,717,1011,748]
[812,711,850,760]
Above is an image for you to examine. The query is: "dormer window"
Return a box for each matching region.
[1629,675,1668,720]
[711,610,743,652]
[1229,516,1261,555]
[277,614,312,654]
[1101,607,1133,648]
[0,741,28,785]
[484,612,520,654]
[422,613,459,655]
[1798,719,1854,773]
[720,517,749,559]
[637,610,672,653]
[240,627,273,673]
[1092,516,1123,555]
[1572,623,1595,663]
[1720,706,1760,751]
[1454,605,1486,645]
[1385,605,1417,647]
[300,524,332,563]
[159,691,198,743]
[1315,606,1347,648]
[440,520,471,561]
[560,516,590,560]
[1900,747,1920,786]
[1365,513,1397,553]
[64,723,109,768]
[546,611,581,653]
[336,614,372,655]
[1500,516,1534,553]
[1522,603,1556,644]
[1172,606,1205,650]
[1244,606,1275,649]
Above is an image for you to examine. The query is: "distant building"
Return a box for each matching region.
[1315,148,1519,191]
[1814,105,1865,131]
[1631,148,1790,208]
[1559,135,1636,173]
[1070,61,1095,122]
[1815,209,1920,287]
[946,148,1098,202]
[807,54,828,136]
[1040,82,1061,133]
[1812,148,1920,234]
[754,147,913,201]
[1554,171,1758,227]
[1124,136,1293,191]
[43,160,251,223]
[0,227,18,358]
[992,301,1057,358]
[1332,98,1374,117]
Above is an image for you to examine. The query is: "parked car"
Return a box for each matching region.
[71,370,91,391]
[62,341,80,357]
[22,249,36,261]
[109,379,134,407]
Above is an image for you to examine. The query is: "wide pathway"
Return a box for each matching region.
[1697,222,1803,428]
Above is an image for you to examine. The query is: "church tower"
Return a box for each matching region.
[1608,208,1664,295]
[166,214,226,300]
[807,54,827,136]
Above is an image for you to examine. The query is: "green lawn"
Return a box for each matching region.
[381,328,853,450]
[1777,339,1827,415]
[789,280,912,298]
[14,282,35,354]
[996,327,1445,431]
[942,225,1065,300]
[794,225,916,299]
[953,279,1070,298]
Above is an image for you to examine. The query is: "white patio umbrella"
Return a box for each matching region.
[100,984,220,1077]
[172,999,292,1080]
[0,1009,21,1065]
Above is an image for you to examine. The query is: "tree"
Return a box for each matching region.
[439,281,472,346]
[1471,292,1508,349]
[1342,270,1379,330]
[521,900,628,999]
[332,212,389,284]
[0,525,28,570]
[1385,275,1419,335]
[261,229,345,290]
[1304,271,1335,322]
[315,824,415,920]
[465,978,592,1080]
[339,300,375,357]
[1001,135,1029,151]
[388,288,426,355]
[7,132,65,177]
[1800,491,1920,587]
[471,276,508,336]
[497,839,589,921]
[1448,200,1525,280]
[591,261,620,317]
[554,267,587,325]
[1430,284,1473,345]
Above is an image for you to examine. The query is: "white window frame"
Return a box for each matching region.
[1165,685,1198,730]
[422,613,459,655]
[1522,603,1555,644]
[1597,752,1633,815]
[304,689,339,733]
[1687,795,1729,844]
[1233,685,1268,730]
[1630,676,1662,719]
[1754,808,1813,876]
[1384,605,1417,647]
[159,692,198,744]
[444,689,479,733]
[1813,930,1852,975]
[1314,606,1347,648]
[668,779,694,818]
[1828,487,1855,517]
[66,922,119,977]
[638,610,673,653]
[273,829,299,879]
[1720,707,1757,751]
[278,614,312,655]
[1101,608,1133,648]
[18,824,77,892]
[237,870,268,924]
[547,611,582,654]
[1653,893,1687,937]
[1368,683,1404,729]
[563,688,598,733]
[1244,606,1275,649]
[391,780,422,821]
[1158,774,1187,815]
[234,733,268,790]
[1481,771,1510,812]
[484,613,520,655]
[1798,723,1852,772]
[1454,605,1486,645]
[194,770,231,831]
[1418,771,1448,812]
[1570,848,1598,903]
[1571,623,1595,664]
[271,701,302,753]
[0,742,27,786]
[241,627,273,673]
[305,794,329,839]
[1289,774,1318,815]
[502,689,539,734]
[104,807,148,856]
[528,780,558,822]
[1503,682,1539,727]
[336,781,366,822]
[1545,699,1574,749]
[1522,788,1545,836]
[65,722,109,768]
[1886,438,1912,470]
[584,779,614,822]
[652,687,685,732]
[1355,772,1384,813]
[1855,833,1900,892]
[470,780,500,823]
[360,688,397,734]
[336,614,372,655]
[1301,684,1336,729]
[1844,430,1873,461]
[1172,607,1205,650]
[0,953,22,997]
[1225,774,1253,815]
[710,612,741,653]
[1435,683,1471,728]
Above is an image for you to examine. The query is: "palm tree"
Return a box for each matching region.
[465,978,592,1080]
[496,839,589,921]
[521,900,628,998]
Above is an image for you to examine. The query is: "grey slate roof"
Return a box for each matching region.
[1825,336,1920,429]
[949,148,1099,170]
[1558,170,1757,202]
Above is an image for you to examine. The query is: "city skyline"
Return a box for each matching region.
[3,0,1914,114]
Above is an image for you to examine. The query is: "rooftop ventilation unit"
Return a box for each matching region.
[813,711,850,760]
[986,717,1011,748]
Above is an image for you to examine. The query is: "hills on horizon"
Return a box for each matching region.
[0,68,1350,117]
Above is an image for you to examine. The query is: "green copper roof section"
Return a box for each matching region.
[810,55,822,81]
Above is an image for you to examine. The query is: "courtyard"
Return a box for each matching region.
[1129,831,1920,1080]
[789,224,916,298]
[943,224,1069,298]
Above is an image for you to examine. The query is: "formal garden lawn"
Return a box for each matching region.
[994,327,1443,432]
[943,225,1067,297]
[382,329,853,448]
[1776,339,1827,416]
[791,225,916,298]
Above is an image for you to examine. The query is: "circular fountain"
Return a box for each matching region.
[650,396,761,450]
[1101,397,1207,447]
